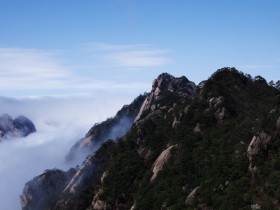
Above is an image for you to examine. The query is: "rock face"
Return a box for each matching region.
[21,140,115,210]
[247,132,272,162]
[150,144,177,181]
[63,155,100,194]
[21,169,76,210]
[135,73,196,122]
[91,189,107,210]
[209,96,224,109]
[208,96,230,124]
[247,132,272,174]
[185,186,200,206]
[0,114,36,141]
[66,94,146,162]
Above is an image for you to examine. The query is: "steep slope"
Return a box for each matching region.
[21,73,196,210]
[21,94,147,210]
[66,94,146,162]
[21,68,280,210]
[21,141,115,210]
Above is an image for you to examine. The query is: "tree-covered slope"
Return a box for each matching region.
[21,68,280,210]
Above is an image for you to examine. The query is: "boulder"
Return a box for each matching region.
[247,132,272,162]
[185,186,200,206]
[150,144,177,181]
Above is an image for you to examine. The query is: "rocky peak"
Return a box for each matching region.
[14,115,36,137]
[135,73,196,122]
[151,73,195,99]
[0,114,36,141]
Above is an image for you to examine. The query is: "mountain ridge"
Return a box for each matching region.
[21,68,280,210]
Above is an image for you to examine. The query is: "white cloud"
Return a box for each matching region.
[0,48,72,89]
[0,46,152,97]
[86,42,172,68]
[0,48,68,77]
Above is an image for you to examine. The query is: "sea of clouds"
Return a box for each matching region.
[0,93,135,210]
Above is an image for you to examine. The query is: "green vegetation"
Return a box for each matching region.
[33,68,280,210]
[91,68,280,210]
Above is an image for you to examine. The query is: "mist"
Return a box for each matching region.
[0,93,135,210]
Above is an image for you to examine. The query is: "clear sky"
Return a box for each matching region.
[0,0,279,97]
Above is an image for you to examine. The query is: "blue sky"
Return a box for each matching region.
[0,0,279,97]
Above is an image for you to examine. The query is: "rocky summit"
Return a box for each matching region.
[0,114,36,141]
[21,68,280,210]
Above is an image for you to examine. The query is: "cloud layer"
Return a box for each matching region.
[0,93,135,210]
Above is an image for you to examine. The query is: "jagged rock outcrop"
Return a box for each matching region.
[247,132,272,162]
[21,168,76,210]
[0,114,36,141]
[135,73,196,123]
[150,144,177,181]
[66,94,146,162]
[185,186,200,206]
[247,132,272,173]
[21,140,115,210]
[209,96,224,109]
[207,96,230,124]
[215,107,230,124]
[91,189,107,210]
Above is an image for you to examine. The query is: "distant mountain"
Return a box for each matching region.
[21,68,280,210]
[0,114,36,141]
